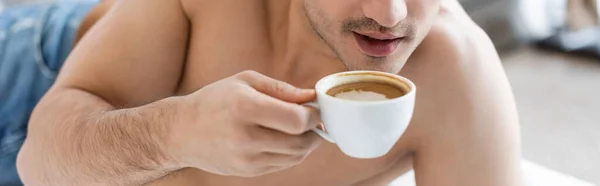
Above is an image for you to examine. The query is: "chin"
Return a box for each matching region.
[344,61,399,73]
[335,42,408,72]
[342,54,404,73]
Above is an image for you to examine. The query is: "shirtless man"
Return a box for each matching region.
[15,0,523,185]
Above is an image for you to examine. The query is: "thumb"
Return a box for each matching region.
[238,71,316,103]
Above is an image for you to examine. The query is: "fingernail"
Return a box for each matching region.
[295,88,308,96]
[301,89,315,94]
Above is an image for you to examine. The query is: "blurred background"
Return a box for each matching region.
[458,0,600,185]
[1,0,599,185]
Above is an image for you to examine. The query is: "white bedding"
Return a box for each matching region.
[390,160,597,186]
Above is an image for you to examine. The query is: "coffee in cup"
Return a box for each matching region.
[303,70,416,159]
[326,81,407,101]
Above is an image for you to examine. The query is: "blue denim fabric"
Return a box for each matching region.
[0,1,96,185]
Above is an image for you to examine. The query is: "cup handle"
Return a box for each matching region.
[302,102,335,143]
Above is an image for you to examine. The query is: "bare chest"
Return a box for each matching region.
[166,10,407,186]
[176,1,345,94]
[169,37,408,186]
[164,2,427,185]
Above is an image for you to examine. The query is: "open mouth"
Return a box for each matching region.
[353,32,403,57]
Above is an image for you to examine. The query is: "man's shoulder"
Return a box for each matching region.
[406,5,501,83]
[413,0,497,70]
[404,2,515,120]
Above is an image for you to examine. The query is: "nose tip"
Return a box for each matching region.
[362,0,408,28]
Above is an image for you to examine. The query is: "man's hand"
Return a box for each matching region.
[168,70,323,177]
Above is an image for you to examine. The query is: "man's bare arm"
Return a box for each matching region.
[17,0,190,185]
[405,2,523,185]
[18,89,185,186]
[17,0,324,184]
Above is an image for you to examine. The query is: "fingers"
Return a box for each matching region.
[235,70,315,103]
[233,157,291,178]
[232,89,321,135]
[231,70,321,134]
[232,127,323,177]
[250,127,322,155]
[254,152,309,167]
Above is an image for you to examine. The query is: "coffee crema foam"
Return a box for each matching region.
[333,90,389,101]
[326,81,406,101]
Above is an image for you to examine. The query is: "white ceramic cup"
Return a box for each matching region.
[304,71,416,159]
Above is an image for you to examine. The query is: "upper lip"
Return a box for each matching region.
[354,31,402,40]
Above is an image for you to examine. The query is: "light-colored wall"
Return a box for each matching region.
[460,0,570,51]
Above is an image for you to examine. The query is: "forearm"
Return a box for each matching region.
[18,87,182,186]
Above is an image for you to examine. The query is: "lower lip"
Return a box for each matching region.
[353,33,401,57]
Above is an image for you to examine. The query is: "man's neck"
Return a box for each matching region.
[280,0,337,62]
[261,0,344,82]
